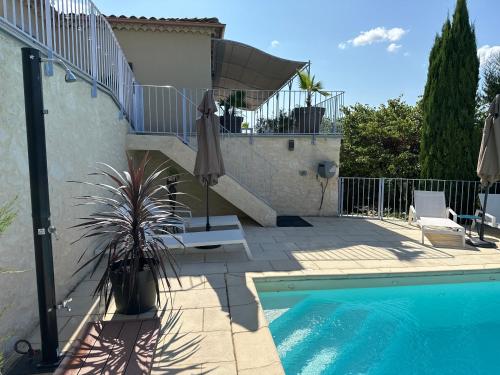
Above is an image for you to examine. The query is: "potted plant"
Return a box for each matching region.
[72,153,183,314]
[293,70,330,134]
[219,91,247,133]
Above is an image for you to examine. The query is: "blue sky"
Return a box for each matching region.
[100,0,498,107]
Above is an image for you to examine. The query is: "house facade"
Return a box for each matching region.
[0,0,342,355]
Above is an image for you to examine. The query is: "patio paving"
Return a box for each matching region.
[23,217,500,374]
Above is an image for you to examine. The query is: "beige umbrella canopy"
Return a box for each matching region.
[475,94,500,244]
[194,90,225,232]
[477,94,500,186]
[194,90,225,185]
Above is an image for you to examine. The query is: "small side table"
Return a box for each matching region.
[457,214,482,237]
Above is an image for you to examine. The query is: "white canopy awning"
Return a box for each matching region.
[212,39,308,110]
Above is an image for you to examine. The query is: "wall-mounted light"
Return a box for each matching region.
[39,57,77,83]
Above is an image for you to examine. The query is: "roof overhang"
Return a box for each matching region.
[106,16,225,38]
[212,39,308,109]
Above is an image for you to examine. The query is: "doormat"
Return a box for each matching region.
[277,216,313,227]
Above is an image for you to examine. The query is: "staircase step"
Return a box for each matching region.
[126,134,277,226]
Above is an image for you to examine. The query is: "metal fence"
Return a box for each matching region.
[0,0,135,118]
[338,177,500,220]
[131,85,277,205]
[132,85,344,137]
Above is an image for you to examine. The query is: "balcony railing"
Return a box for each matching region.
[0,0,135,119]
[131,86,344,138]
[338,177,499,220]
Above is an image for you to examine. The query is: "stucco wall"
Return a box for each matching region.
[221,136,341,216]
[0,30,128,355]
[113,29,212,88]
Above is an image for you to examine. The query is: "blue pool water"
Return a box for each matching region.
[259,279,500,375]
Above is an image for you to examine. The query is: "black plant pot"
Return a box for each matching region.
[220,115,243,133]
[293,106,326,134]
[109,259,157,315]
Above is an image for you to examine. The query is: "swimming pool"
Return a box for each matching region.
[257,273,500,375]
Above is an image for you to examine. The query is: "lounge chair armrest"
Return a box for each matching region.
[485,213,497,226]
[475,209,496,226]
[447,208,457,222]
[408,205,416,224]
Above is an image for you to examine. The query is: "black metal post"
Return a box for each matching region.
[21,47,60,367]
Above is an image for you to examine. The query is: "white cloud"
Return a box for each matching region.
[351,27,406,46]
[403,52,410,57]
[270,40,280,49]
[339,27,407,51]
[387,43,402,53]
[478,45,500,66]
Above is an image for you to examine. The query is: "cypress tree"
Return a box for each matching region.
[420,0,479,180]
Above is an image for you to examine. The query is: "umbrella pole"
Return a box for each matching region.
[206,181,211,232]
[479,185,489,240]
[467,183,496,248]
[196,180,221,249]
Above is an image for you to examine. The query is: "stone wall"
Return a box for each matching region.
[0,30,128,355]
[222,136,341,216]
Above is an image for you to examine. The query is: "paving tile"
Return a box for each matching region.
[238,362,284,375]
[159,308,203,334]
[225,273,246,286]
[204,273,227,289]
[201,361,237,374]
[203,307,231,332]
[172,288,228,309]
[157,331,234,365]
[227,285,258,306]
[180,262,227,276]
[233,327,281,370]
[270,259,319,271]
[226,260,273,273]
[230,302,268,333]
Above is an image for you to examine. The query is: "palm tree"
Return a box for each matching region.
[297,70,330,107]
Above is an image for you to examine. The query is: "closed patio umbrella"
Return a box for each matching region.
[194,90,225,233]
[474,94,500,247]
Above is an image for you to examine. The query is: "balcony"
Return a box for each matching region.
[131,86,344,140]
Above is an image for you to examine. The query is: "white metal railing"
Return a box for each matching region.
[131,85,277,205]
[0,0,135,118]
[338,177,500,220]
[131,85,344,137]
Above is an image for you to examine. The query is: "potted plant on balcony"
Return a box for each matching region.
[293,70,330,133]
[72,153,183,314]
[219,91,247,133]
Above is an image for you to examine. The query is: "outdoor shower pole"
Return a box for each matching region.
[21,47,60,367]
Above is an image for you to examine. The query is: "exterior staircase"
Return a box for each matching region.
[126,133,277,227]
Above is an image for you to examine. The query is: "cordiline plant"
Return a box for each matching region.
[70,152,186,312]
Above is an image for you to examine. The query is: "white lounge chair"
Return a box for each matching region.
[476,193,500,229]
[158,229,252,260]
[408,190,465,247]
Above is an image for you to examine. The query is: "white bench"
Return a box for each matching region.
[158,228,252,260]
[187,215,242,230]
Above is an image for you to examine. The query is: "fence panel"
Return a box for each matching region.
[0,0,135,119]
[338,177,500,221]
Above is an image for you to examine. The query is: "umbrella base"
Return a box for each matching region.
[466,237,497,248]
[196,244,221,249]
